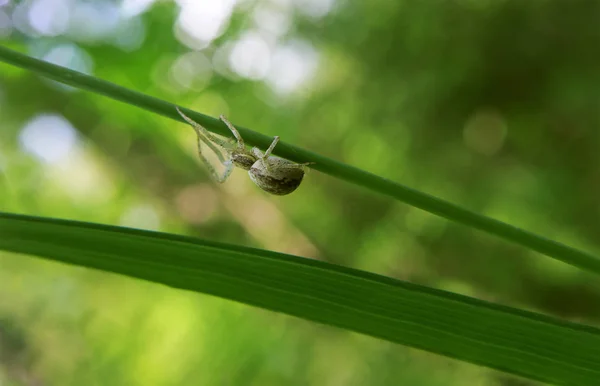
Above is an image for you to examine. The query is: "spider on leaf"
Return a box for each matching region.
[176,107,312,196]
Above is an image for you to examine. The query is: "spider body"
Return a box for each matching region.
[248,155,305,195]
[231,151,256,171]
[176,107,310,195]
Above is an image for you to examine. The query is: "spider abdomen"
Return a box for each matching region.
[249,157,305,195]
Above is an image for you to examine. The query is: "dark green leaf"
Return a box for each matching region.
[1,212,599,385]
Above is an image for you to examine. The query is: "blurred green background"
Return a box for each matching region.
[1,0,600,384]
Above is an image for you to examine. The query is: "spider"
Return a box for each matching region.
[176,107,311,195]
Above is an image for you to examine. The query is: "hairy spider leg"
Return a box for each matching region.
[282,161,315,171]
[194,144,234,183]
[251,136,279,171]
[219,115,246,149]
[194,129,228,165]
[176,107,235,182]
[191,126,235,182]
[264,136,280,158]
[217,159,235,182]
[176,107,234,152]
[252,136,313,171]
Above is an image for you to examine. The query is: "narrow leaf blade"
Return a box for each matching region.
[1,212,599,385]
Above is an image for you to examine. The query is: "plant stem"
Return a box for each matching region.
[1,45,599,275]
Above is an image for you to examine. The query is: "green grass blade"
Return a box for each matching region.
[1,45,599,275]
[1,212,599,385]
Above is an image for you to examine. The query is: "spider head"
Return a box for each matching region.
[231,150,257,171]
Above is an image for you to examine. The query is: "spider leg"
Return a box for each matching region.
[195,146,231,183]
[252,136,280,171]
[294,162,315,174]
[287,162,315,169]
[176,107,234,149]
[218,160,235,182]
[219,115,245,148]
[195,130,228,165]
[276,162,314,175]
[252,147,270,171]
[263,136,279,158]
[177,107,239,183]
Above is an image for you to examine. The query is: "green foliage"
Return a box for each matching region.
[2,212,600,385]
[1,45,599,276]
[2,1,600,385]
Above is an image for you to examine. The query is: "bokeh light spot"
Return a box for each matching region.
[0,8,12,38]
[175,0,237,49]
[266,40,318,95]
[48,151,118,205]
[120,0,156,18]
[229,31,272,80]
[175,184,219,224]
[463,108,507,156]
[68,0,120,42]
[19,114,79,164]
[293,0,336,18]
[112,15,146,52]
[120,204,161,231]
[253,4,291,37]
[28,0,70,36]
[169,51,213,91]
[43,43,94,73]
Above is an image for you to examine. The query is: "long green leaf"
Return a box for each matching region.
[1,45,599,275]
[1,212,599,385]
